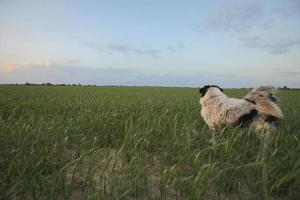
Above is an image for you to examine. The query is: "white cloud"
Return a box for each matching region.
[1,64,299,88]
[204,2,264,32]
[1,61,55,72]
[82,41,161,58]
[273,0,300,17]
[239,36,300,54]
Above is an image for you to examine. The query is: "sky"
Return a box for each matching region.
[0,0,300,87]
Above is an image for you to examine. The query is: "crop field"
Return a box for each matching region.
[0,85,299,200]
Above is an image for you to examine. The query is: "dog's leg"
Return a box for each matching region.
[253,119,274,149]
[208,127,218,156]
[209,127,218,145]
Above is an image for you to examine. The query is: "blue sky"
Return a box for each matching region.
[0,0,300,87]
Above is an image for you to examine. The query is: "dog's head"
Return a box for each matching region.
[199,85,223,97]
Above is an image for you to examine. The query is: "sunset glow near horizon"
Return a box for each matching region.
[1,0,300,87]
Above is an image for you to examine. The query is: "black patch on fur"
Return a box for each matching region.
[244,98,256,104]
[265,115,279,125]
[199,86,211,97]
[199,85,223,97]
[268,94,277,103]
[234,109,258,127]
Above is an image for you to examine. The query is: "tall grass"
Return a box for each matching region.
[0,86,299,199]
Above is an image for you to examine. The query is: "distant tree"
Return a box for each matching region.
[25,82,31,85]
[283,86,290,90]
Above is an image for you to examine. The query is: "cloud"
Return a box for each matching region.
[239,36,300,54]
[82,41,160,58]
[0,64,265,88]
[167,42,185,51]
[275,71,300,77]
[1,62,299,88]
[197,1,299,54]
[200,1,300,34]
[203,2,264,32]
[65,59,84,63]
[3,64,26,72]
[273,0,300,17]
[2,61,55,72]
[1,60,84,72]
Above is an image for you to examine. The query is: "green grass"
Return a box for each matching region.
[0,86,299,199]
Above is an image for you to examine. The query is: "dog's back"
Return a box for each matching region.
[200,87,257,128]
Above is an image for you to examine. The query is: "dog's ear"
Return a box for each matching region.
[199,85,223,97]
[210,85,223,93]
[215,85,224,92]
[199,85,211,97]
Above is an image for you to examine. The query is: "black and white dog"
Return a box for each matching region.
[199,85,283,141]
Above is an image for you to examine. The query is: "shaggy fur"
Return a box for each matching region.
[199,85,284,132]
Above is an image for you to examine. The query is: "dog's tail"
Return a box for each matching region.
[244,86,284,121]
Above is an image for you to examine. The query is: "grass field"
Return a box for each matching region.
[0,85,299,200]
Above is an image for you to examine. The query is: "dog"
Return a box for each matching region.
[199,85,284,143]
